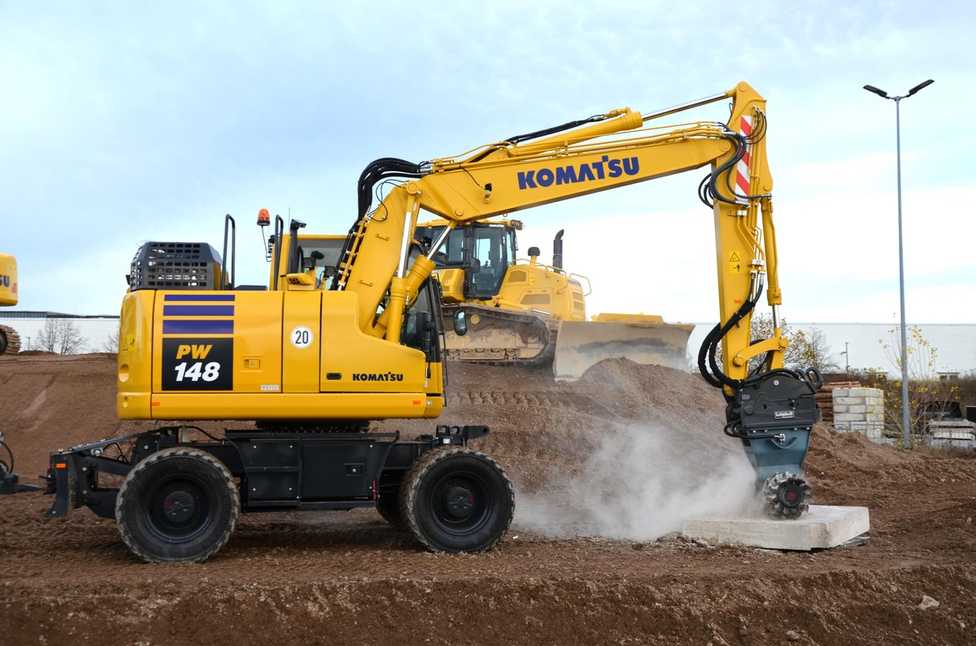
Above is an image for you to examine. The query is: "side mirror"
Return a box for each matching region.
[453,310,468,336]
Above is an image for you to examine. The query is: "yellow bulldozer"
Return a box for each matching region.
[0,252,20,355]
[258,216,692,380]
[413,218,692,380]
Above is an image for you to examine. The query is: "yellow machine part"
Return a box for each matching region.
[491,257,585,321]
[0,253,18,307]
[437,257,587,366]
[437,268,466,303]
[591,312,664,324]
[116,288,444,421]
[552,316,694,382]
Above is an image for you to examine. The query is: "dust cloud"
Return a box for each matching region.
[513,423,758,540]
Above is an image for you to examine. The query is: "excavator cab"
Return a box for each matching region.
[267,233,345,291]
[115,216,446,422]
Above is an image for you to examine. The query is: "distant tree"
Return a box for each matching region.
[102,329,120,353]
[713,314,836,373]
[33,319,87,355]
[789,327,839,373]
[878,325,960,439]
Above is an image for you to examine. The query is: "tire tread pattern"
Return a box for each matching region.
[399,447,514,553]
[115,447,240,563]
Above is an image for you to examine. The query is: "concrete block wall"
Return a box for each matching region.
[832,387,884,441]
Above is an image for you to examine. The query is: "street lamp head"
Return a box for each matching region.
[863,84,889,98]
[907,79,934,96]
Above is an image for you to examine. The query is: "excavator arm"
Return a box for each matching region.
[333,81,821,518]
[338,82,776,382]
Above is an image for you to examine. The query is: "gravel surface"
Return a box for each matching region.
[1,354,974,645]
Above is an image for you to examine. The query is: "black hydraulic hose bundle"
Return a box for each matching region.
[697,132,750,208]
[332,157,425,290]
[355,157,425,219]
[697,277,763,389]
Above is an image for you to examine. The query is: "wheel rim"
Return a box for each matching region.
[144,474,214,543]
[429,470,491,536]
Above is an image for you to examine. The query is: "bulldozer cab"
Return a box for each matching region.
[415,221,517,300]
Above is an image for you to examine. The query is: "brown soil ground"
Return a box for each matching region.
[1,354,974,645]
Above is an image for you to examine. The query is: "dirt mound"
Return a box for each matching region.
[2,354,975,645]
[382,359,734,494]
[0,354,138,479]
[1,353,734,489]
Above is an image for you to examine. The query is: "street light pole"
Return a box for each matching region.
[863,79,933,449]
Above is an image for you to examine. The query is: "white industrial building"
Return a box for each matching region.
[2,312,974,378]
[688,322,976,378]
[0,311,120,353]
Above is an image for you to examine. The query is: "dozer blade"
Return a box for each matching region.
[552,314,693,381]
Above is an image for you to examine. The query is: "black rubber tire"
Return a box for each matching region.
[376,491,406,529]
[116,447,239,563]
[400,447,514,553]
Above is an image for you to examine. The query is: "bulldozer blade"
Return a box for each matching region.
[552,317,693,381]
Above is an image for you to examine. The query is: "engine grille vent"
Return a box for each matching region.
[127,242,223,291]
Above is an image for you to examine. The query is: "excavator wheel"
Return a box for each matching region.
[399,447,514,553]
[762,472,811,519]
[116,447,240,563]
[0,325,21,355]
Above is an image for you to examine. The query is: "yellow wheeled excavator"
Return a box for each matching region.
[46,82,821,563]
[412,217,693,380]
[0,253,20,355]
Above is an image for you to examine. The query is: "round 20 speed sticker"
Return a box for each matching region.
[291,326,313,348]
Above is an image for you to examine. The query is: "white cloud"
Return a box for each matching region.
[2,1,973,324]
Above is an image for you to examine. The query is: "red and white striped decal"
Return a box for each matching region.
[735,114,753,197]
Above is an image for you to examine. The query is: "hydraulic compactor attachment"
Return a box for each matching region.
[725,368,822,518]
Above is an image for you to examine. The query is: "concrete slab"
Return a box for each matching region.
[682,505,870,551]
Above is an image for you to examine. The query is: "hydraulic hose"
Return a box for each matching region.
[697,277,763,389]
[333,157,425,290]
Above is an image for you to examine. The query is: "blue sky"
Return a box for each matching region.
[3,1,973,323]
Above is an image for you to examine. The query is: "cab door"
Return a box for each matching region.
[281,290,322,392]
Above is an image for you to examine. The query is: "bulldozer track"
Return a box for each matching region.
[442,304,557,367]
[0,325,21,355]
